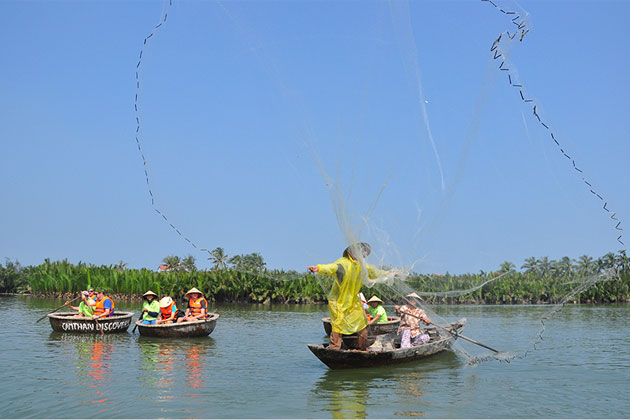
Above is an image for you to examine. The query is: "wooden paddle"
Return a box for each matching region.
[399,310,500,353]
[35,296,82,323]
[132,311,144,333]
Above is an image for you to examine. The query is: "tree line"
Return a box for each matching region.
[0,249,628,304]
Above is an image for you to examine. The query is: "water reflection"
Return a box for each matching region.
[136,337,214,403]
[48,333,116,413]
[312,370,370,419]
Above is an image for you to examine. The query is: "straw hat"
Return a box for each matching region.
[159,296,173,308]
[367,295,383,304]
[143,290,158,298]
[406,292,422,300]
[185,287,204,297]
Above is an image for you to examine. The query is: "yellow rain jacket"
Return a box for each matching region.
[317,256,383,335]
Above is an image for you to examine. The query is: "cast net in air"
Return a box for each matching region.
[132,0,626,365]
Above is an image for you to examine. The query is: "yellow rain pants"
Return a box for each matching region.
[317,256,382,335]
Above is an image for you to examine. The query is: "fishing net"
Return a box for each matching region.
[132,0,626,364]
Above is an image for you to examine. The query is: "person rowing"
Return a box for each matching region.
[395,292,431,348]
[64,291,94,318]
[308,242,385,351]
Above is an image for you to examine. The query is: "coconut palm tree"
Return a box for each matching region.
[577,255,594,275]
[209,247,228,270]
[537,256,552,278]
[521,257,538,274]
[499,261,516,273]
[182,255,197,272]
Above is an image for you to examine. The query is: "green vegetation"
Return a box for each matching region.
[1,250,628,304]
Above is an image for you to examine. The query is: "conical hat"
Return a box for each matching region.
[143,290,158,298]
[358,292,367,302]
[406,292,422,300]
[367,295,383,304]
[159,296,173,308]
[185,287,204,297]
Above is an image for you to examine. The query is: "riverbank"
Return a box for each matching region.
[2,254,629,304]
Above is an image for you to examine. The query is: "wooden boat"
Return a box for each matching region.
[135,313,219,338]
[48,311,134,334]
[308,318,466,369]
[322,316,400,336]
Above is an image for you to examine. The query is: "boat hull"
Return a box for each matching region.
[308,318,466,369]
[48,312,134,334]
[136,313,219,338]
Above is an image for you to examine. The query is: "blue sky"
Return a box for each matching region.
[1,0,628,274]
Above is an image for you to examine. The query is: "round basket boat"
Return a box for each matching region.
[136,313,219,338]
[48,311,134,334]
[322,316,400,336]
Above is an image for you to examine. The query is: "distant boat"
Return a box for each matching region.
[308,318,466,369]
[48,312,134,334]
[135,313,219,338]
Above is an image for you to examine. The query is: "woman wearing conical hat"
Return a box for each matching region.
[177,287,208,323]
[366,295,388,325]
[140,290,160,325]
[395,292,431,348]
[308,242,385,350]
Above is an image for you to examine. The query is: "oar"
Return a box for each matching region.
[399,310,500,353]
[35,296,82,323]
[132,311,144,333]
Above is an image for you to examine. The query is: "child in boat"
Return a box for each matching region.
[366,295,388,325]
[157,296,182,324]
[395,292,431,348]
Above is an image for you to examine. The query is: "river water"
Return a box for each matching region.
[0,296,628,418]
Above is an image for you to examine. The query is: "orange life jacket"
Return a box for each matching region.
[160,302,177,319]
[188,296,207,318]
[94,296,114,317]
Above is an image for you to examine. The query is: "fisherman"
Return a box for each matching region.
[157,296,181,324]
[395,292,431,348]
[140,290,160,324]
[88,288,115,319]
[177,287,208,323]
[366,295,388,325]
[64,291,94,317]
[308,242,385,351]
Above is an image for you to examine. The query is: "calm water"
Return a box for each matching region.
[0,296,628,418]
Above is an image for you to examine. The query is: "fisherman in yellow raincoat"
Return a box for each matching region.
[308,242,384,350]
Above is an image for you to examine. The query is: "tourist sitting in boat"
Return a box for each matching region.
[140,290,160,324]
[88,288,115,319]
[177,287,208,323]
[366,295,388,325]
[157,296,181,324]
[308,242,385,351]
[64,291,94,317]
[395,292,431,348]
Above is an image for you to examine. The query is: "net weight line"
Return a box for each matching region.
[482,0,624,247]
[133,0,214,258]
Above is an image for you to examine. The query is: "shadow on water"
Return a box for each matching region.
[310,350,462,419]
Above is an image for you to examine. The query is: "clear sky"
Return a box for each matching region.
[1,0,628,275]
